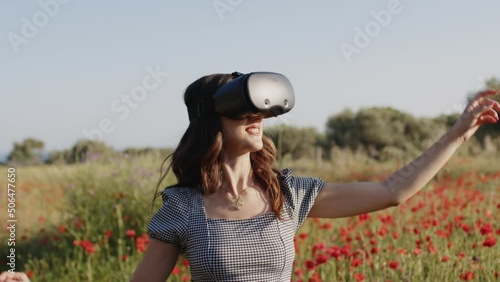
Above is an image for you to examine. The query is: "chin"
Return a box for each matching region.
[245,140,263,153]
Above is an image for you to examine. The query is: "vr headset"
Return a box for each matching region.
[187,71,295,121]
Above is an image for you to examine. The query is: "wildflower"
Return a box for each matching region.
[353,273,365,282]
[441,256,449,262]
[58,225,66,234]
[427,242,437,254]
[105,230,113,238]
[388,261,398,269]
[305,260,315,271]
[126,229,136,238]
[396,248,407,255]
[358,214,370,221]
[316,254,329,266]
[298,233,308,240]
[294,269,303,278]
[459,271,474,281]
[328,247,341,259]
[172,266,180,275]
[351,258,363,268]
[320,222,333,230]
[80,240,96,255]
[480,223,493,235]
[461,224,471,234]
[482,236,496,247]
[136,237,147,253]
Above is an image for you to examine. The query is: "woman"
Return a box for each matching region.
[129,72,499,281]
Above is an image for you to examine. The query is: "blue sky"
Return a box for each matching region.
[1,0,499,154]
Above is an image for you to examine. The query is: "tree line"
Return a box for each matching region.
[5,79,500,166]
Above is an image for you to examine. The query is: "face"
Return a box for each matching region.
[220,113,264,156]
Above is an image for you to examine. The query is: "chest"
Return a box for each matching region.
[203,188,272,220]
[185,195,297,281]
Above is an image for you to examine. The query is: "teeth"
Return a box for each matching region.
[247,128,259,134]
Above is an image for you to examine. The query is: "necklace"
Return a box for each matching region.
[221,186,249,210]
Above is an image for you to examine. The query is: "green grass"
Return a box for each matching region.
[0,152,498,281]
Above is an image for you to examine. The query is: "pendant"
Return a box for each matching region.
[235,195,244,210]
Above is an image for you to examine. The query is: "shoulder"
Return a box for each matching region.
[154,186,199,217]
[278,168,324,229]
[159,186,198,203]
[278,168,324,192]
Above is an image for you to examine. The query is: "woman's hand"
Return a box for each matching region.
[450,89,500,143]
[0,272,30,282]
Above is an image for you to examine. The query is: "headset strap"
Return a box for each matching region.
[187,98,215,121]
[186,71,244,121]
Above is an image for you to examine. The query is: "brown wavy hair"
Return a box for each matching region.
[152,73,285,219]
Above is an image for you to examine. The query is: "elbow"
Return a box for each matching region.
[390,198,403,207]
[381,180,404,207]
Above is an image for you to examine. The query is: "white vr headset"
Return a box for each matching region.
[187,71,295,121]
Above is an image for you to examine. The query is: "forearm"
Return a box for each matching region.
[382,130,463,205]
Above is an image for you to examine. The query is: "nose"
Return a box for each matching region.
[246,113,264,122]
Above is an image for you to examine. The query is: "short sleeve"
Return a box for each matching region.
[280,168,324,230]
[148,187,190,253]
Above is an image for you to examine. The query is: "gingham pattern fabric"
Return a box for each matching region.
[148,168,324,281]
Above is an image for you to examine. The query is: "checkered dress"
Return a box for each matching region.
[148,168,324,281]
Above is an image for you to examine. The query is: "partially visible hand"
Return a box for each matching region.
[450,89,500,143]
[0,272,30,282]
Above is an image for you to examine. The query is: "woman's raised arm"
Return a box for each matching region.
[309,89,500,219]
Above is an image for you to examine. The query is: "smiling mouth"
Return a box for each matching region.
[246,127,260,135]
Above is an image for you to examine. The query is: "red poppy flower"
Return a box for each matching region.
[388,261,398,269]
[353,273,365,282]
[305,260,315,270]
[58,225,66,234]
[126,229,136,238]
[351,258,363,268]
[480,223,493,235]
[316,254,329,265]
[105,230,113,238]
[459,271,474,281]
[482,236,497,247]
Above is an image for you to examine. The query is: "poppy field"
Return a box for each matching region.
[0,153,498,281]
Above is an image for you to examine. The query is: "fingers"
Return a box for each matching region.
[475,89,500,100]
[475,107,499,126]
[0,272,30,282]
[468,90,500,114]
[471,89,499,109]
[477,115,498,126]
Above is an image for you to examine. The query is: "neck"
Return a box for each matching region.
[221,152,253,196]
